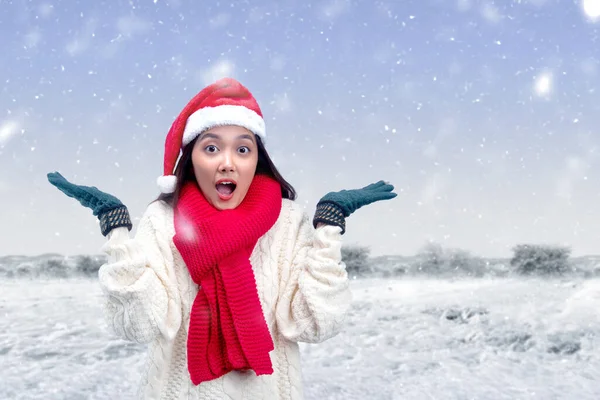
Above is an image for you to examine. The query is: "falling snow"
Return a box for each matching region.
[2,1,600,397]
[534,71,553,96]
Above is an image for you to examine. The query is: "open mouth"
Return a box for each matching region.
[215,180,237,200]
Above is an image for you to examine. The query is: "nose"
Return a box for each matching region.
[219,150,235,173]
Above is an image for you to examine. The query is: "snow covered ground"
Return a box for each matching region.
[1,277,599,399]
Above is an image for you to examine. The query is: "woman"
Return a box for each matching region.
[47,77,396,399]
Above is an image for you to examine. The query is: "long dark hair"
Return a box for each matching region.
[155,135,296,207]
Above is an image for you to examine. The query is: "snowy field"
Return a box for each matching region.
[2,276,599,400]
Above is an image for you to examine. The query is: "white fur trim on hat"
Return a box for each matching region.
[182,105,266,147]
[157,175,177,194]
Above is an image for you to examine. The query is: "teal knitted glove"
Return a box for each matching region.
[47,172,132,237]
[313,180,397,234]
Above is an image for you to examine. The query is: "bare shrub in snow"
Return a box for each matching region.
[74,255,105,277]
[414,242,487,277]
[341,244,371,277]
[510,244,571,276]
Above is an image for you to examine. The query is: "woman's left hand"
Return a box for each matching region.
[318,180,397,216]
[312,180,396,234]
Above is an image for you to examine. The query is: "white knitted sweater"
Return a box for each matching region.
[98,198,351,399]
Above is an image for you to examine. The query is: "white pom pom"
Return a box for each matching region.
[157,175,177,194]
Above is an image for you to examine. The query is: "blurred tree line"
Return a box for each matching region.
[340,241,593,278]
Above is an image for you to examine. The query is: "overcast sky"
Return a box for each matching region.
[2,0,600,258]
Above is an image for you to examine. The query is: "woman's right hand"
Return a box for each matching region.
[47,171,132,236]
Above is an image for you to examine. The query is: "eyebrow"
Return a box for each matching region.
[199,132,255,142]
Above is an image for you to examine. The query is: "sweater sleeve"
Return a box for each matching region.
[275,201,352,343]
[98,202,182,344]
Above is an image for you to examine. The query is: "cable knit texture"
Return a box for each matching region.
[98,197,351,399]
[173,175,282,384]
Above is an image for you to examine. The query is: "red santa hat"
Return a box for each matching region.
[157,77,266,194]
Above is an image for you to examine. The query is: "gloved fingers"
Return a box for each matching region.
[47,171,71,189]
[48,172,81,197]
[359,191,396,206]
[375,183,395,193]
[373,191,397,202]
[360,182,395,194]
[360,180,386,191]
[47,171,95,205]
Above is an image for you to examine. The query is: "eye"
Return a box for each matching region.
[238,146,251,154]
[204,145,218,153]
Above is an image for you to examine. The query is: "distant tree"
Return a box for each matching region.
[415,242,444,274]
[15,262,35,278]
[341,244,371,277]
[44,258,69,278]
[510,244,571,276]
[444,248,486,277]
[415,242,486,277]
[76,255,104,277]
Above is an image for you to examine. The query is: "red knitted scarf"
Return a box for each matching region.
[173,174,282,385]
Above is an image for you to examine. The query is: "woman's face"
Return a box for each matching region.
[191,125,259,210]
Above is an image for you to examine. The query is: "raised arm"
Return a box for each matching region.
[99,202,182,344]
[275,203,351,343]
[47,172,182,343]
[275,181,396,343]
